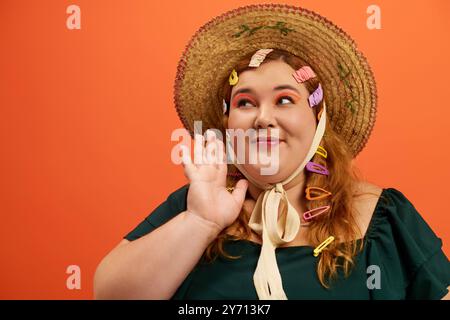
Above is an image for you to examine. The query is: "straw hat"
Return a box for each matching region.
[173,3,377,157]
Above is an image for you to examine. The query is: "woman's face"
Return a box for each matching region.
[227,59,317,184]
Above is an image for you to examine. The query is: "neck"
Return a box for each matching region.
[246,171,308,215]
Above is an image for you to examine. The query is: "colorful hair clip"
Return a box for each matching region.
[315,146,327,159]
[223,99,228,114]
[303,205,331,221]
[292,66,316,83]
[305,186,332,200]
[229,69,239,86]
[313,236,335,257]
[308,84,323,107]
[306,161,329,175]
[249,48,274,67]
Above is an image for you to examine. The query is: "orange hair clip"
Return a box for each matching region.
[305,186,332,200]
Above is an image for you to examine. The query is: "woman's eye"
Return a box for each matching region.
[237,99,255,107]
[277,96,294,105]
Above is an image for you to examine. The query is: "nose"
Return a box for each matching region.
[254,102,277,130]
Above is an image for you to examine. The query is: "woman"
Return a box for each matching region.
[93,4,450,300]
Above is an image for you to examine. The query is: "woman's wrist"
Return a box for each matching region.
[183,210,223,239]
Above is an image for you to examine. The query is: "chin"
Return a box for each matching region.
[242,162,292,184]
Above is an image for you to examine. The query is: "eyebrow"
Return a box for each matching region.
[231,85,300,100]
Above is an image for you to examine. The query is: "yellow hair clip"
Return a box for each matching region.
[316,146,327,159]
[313,236,335,257]
[229,69,239,86]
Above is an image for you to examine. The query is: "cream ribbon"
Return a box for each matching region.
[226,103,327,299]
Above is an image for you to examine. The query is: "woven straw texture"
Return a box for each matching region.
[174,3,377,157]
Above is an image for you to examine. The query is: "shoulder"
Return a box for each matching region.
[361,184,445,260]
[166,183,190,209]
[352,180,383,199]
[123,184,189,241]
[369,187,443,248]
[358,185,450,299]
[351,181,384,238]
[151,183,190,226]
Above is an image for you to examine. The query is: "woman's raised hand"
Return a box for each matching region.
[180,130,248,231]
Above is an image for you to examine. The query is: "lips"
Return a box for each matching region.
[251,136,284,145]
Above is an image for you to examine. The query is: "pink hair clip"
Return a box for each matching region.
[292,66,316,83]
[306,161,329,175]
[249,49,274,67]
[303,205,331,221]
[308,84,323,107]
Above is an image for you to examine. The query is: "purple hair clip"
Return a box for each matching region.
[308,84,323,107]
[306,161,329,175]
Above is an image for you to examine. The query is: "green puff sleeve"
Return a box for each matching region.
[123,184,189,241]
[365,188,450,299]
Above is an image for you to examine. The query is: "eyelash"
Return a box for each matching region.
[277,96,295,105]
[234,95,296,108]
[236,99,254,107]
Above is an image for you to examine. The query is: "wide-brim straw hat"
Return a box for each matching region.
[173,3,377,157]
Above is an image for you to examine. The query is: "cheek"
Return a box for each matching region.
[227,110,254,129]
[280,108,316,138]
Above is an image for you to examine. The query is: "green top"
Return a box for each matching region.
[124,185,450,300]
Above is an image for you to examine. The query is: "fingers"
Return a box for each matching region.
[182,131,230,193]
[204,130,217,168]
[193,133,205,166]
[203,130,226,169]
[231,179,249,207]
[180,145,196,180]
[216,138,228,177]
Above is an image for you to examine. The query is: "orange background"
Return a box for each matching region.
[0,0,449,299]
